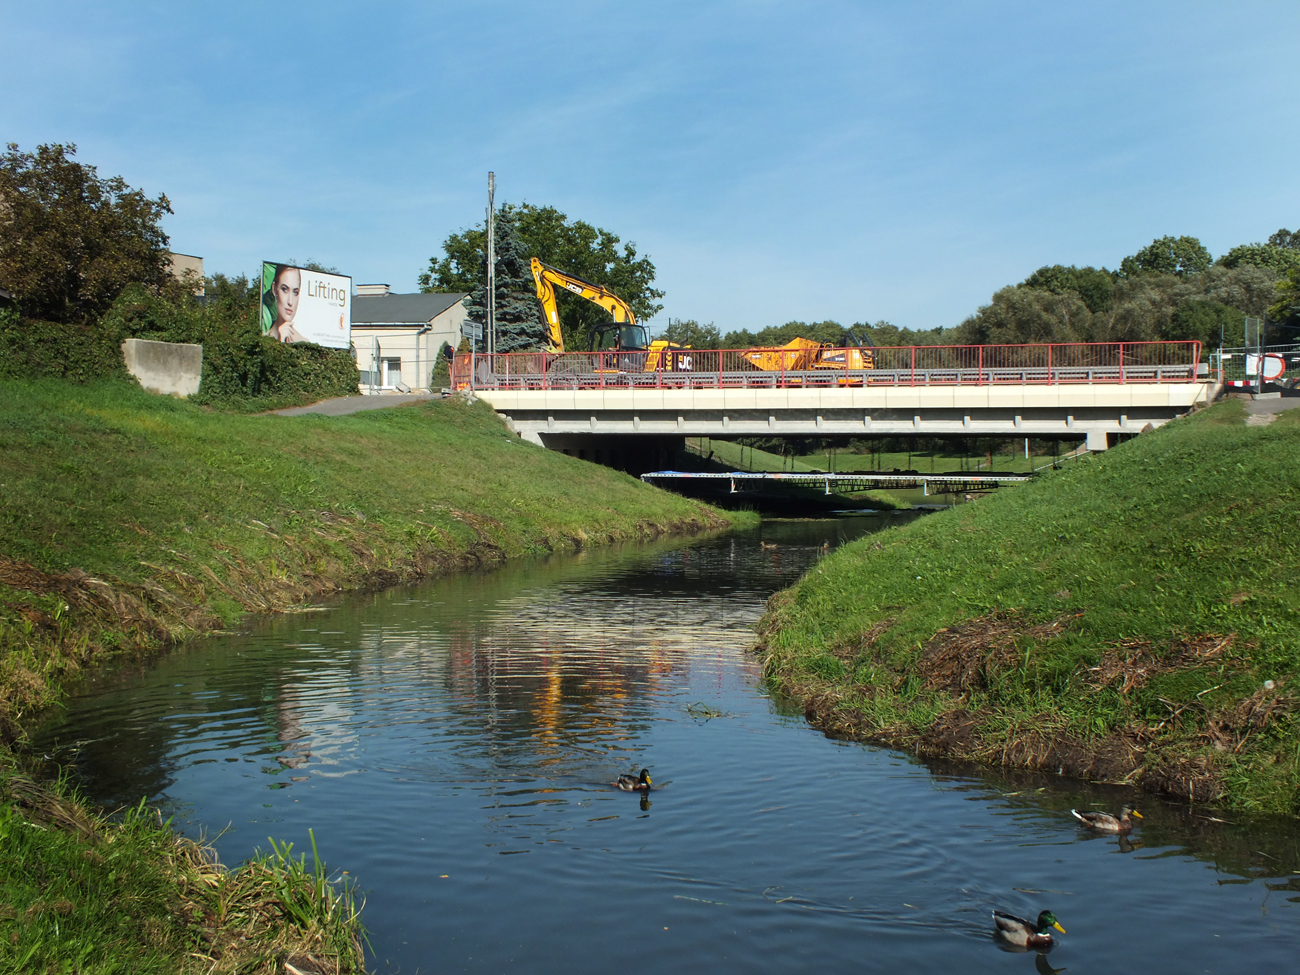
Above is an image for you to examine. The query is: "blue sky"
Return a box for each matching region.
[4,1,1297,335]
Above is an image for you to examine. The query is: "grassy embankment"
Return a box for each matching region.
[759,400,1300,816]
[0,377,742,972]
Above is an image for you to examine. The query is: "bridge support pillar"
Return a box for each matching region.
[1086,430,1111,451]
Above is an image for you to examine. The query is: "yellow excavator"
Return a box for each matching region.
[530,258,687,371]
[742,336,874,373]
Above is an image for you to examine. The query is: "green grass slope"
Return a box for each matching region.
[0,378,737,738]
[759,400,1300,814]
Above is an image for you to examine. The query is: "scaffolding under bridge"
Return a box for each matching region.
[639,469,1035,496]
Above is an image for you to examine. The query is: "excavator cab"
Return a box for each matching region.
[593,323,651,353]
[592,323,652,373]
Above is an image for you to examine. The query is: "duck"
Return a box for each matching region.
[614,768,652,791]
[760,541,778,550]
[992,910,1065,948]
[1071,803,1142,832]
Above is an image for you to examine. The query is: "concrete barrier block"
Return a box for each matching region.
[122,338,203,398]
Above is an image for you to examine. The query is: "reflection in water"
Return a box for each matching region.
[1117,833,1142,855]
[30,515,1300,975]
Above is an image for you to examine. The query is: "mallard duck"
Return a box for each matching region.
[1071,804,1142,832]
[614,768,652,791]
[992,910,1065,948]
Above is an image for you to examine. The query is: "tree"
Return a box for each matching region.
[1087,265,1278,345]
[853,320,960,347]
[660,318,720,348]
[720,320,848,349]
[461,210,548,353]
[956,287,1094,345]
[1216,243,1300,276]
[1269,266,1300,329]
[421,202,663,350]
[1119,235,1212,279]
[0,143,172,323]
[1021,265,1116,313]
[1166,299,1245,348]
[1268,228,1300,249]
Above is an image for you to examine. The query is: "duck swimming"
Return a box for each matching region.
[1071,804,1142,832]
[615,768,652,791]
[992,910,1065,948]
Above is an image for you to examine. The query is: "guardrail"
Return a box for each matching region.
[453,341,1203,391]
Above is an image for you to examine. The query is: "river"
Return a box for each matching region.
[32,515,1300,973]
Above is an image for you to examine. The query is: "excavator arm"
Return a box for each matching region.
[530,258,638,353]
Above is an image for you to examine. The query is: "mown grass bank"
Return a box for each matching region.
[0,376,743,971]
[759,400,1300,816]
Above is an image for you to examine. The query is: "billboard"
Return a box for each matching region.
[260,262,352,349]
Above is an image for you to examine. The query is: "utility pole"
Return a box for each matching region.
[486,172,496,357]
[1245,316,1262,395]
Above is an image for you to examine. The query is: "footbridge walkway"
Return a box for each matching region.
[457,341,1215,453]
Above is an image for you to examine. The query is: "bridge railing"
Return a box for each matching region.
[453,340,1203,391]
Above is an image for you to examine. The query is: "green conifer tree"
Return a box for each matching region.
[463,211,547,353]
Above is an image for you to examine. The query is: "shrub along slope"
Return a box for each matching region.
[759,400,1300,815]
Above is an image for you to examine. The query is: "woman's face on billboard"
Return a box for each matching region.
[274,267,301,324]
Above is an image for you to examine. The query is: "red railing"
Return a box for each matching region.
[452,341,1203,391]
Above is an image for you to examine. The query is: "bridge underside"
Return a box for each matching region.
[481,382,1218,453]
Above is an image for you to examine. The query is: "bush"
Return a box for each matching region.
[194,329,359,405]
[4,285,361,407]
[0,307,128,383]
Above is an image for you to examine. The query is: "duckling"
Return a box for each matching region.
[614,768,652,791]
[1071,803,1142,832]
[992,910,1065,948]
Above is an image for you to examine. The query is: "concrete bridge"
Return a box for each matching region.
[457,341,1216,468]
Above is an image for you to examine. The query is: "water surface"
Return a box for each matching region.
[34,516,1300,973]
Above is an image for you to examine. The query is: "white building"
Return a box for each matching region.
[351,285,468,392]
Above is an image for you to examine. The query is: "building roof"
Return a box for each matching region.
[352,292,467,325]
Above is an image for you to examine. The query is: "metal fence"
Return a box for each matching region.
[453,341,1203,391]
[1211,344,1300,388]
